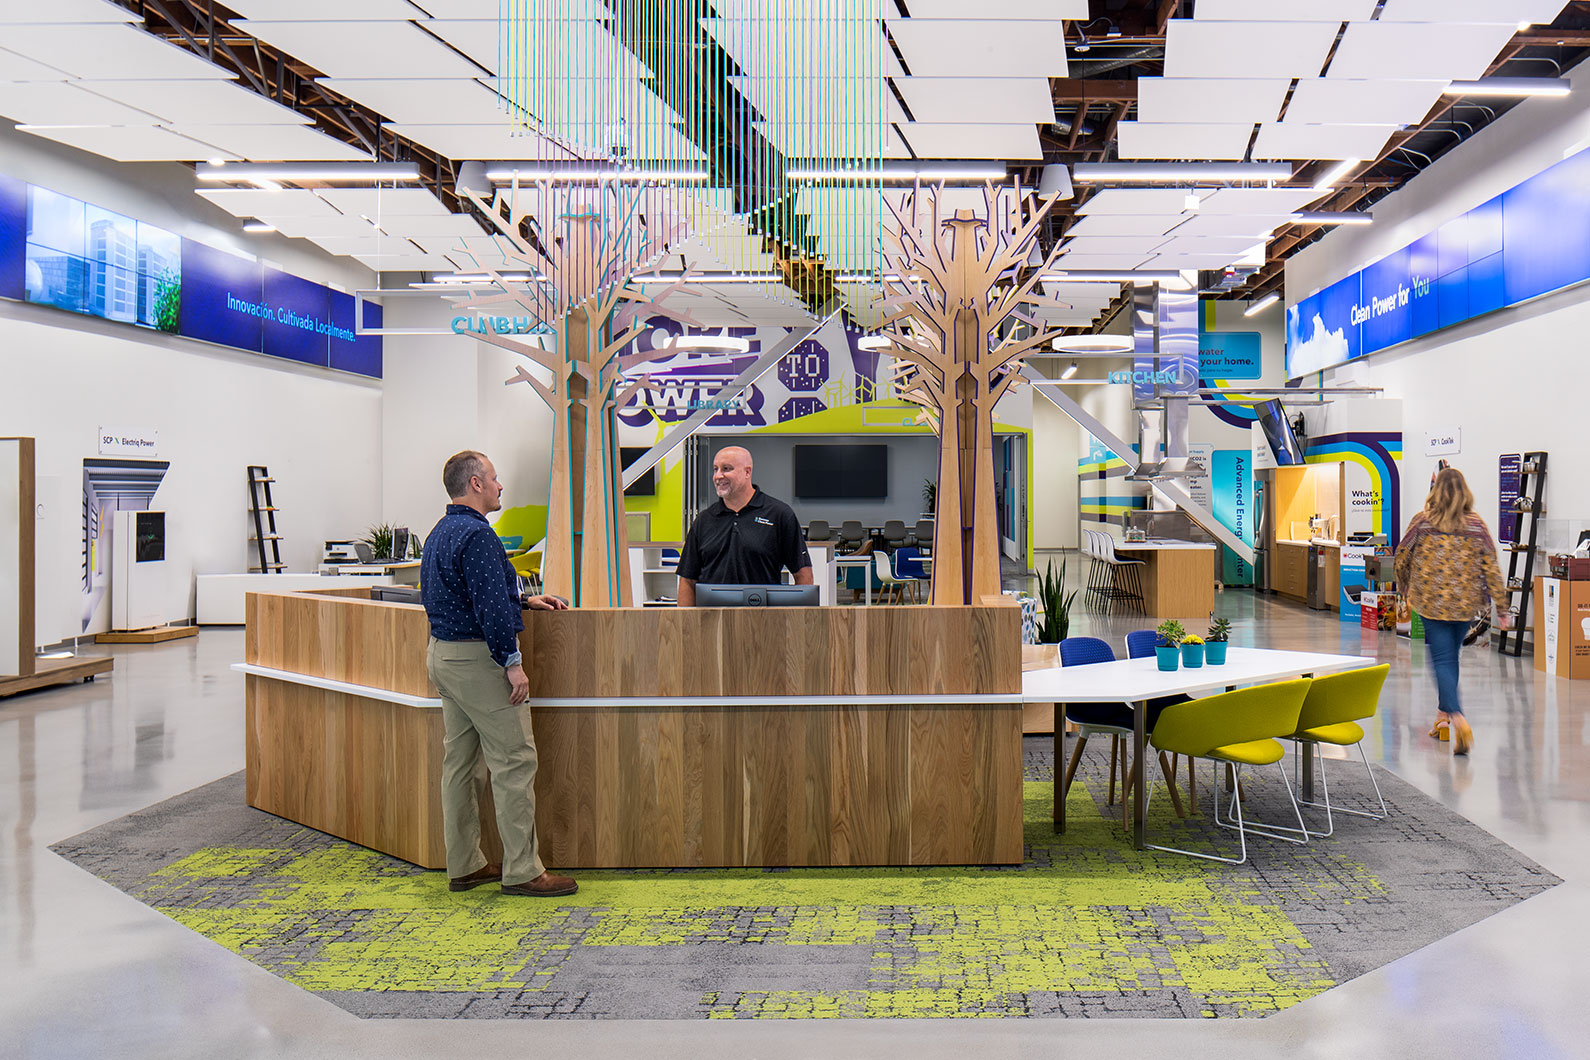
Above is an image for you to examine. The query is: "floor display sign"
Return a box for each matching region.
[1499,453,1522,545]
[1543,578,1560,675]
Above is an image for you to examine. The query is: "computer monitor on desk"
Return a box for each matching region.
[693,583,819,607]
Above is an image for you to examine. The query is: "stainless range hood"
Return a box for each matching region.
[1125,455,1206,481]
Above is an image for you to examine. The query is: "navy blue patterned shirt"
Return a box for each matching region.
[421,504,524,668]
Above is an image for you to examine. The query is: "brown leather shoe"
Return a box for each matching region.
[448,862,502,892]
[502,871,578,897]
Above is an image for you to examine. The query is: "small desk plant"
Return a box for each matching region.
[1155,618,1185,671]
[1205,612,1231,665]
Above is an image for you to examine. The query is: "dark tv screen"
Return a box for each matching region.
[621,446,655,497]
[1254,399,1303,466]
[794,444,887,499]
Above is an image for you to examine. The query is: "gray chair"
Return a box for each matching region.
[910,518,935,550]
[881,519,909,548]
[838,520,867,550]
[805,519,833,542]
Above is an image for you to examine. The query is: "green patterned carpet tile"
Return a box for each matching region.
[51,737,1558,1020]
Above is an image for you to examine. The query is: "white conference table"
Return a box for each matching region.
[1022,647,1376,849]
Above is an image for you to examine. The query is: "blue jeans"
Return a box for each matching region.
[1423,618,1470,715]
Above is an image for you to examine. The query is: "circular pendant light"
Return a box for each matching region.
[1051,334,1134,353]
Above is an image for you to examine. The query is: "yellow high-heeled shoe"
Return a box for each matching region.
[1429,718,1451,740]
[1452,715,1474,756]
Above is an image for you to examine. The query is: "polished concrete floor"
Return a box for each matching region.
[4,578,1589,1058]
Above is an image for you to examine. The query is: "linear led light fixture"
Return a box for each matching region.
[668,335,751,353]
[1445,77,1571,98]
[787,163,1007,182]
[482,166,709,183]
[1292,210,1373,226]
[242,221,276,233]
[1073,162,1293,184]
[632,273,784,284]
[1040,270,1184,284]
[1060,360,1079,379]
[1053,334,1133,353]
[856,335,891,350]
[196,161,420,183]
[1244,292,1281,317]
[1311,158,1361,193]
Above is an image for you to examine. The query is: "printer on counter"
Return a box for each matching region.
[322,540,373,567]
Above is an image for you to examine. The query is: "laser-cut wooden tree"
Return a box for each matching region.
[454,179,700,608]
[877,181,1069,605]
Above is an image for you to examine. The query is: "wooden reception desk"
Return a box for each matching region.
[241,589,1024,869]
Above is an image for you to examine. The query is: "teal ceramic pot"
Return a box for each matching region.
[1155,644,1180,671]
[1205,640,1228,664]
[1181,642,1204,668]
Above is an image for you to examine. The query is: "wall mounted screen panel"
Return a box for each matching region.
[327,289,382,378]
[1287,144,1590,378]
[179,237,264,352]
[793,444,888,500]
[0,175,22,301]
[261,267,330,367]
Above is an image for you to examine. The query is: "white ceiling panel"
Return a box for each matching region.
[1164,21,1338,80]
[895,78,1056,124]
[223,0,426,17]
[356,253,459,272]
[0,0,139,22]
[1064,214,1181,237]
[888,21,1069,78]
[1194,0,1378,18]
[1155,236,1269,256]
[235,20,485,79]
[898,0,1087,16]
[179,123,375,161]
[1061,235,1169,257]
[79,80,312,125]
[197,188,345,218]
[426,19,650,79]
[307,235,427,255]
[1035,281,1120,304]
[17,123,232,161]
[0,82,156,125]
[900,123,1041,160]
[1051,251,1156,270]
[1166,213,1282,238]
[408,0,508,15]
[377,214,488,238]
[1116,123,1255,161]
[1380,0,1567,24]
[1327,22,1517,81]
[315,188,452,217]
[1197,187,1321,214]
[1144,251,1256,269]
[1079,189,1214,215]
[1284,79,1446,126]
[317,78,505,124]
[271,215,399,239]
[1253,122,1395,160]
[1135,78,1290,124]
[2,24,238,80]
[0,48,72,82]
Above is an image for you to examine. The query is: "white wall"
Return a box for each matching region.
[0,124,384,643]
[1031,360,1082,550]
[1287,59,1590,548]
[379,290,555,539]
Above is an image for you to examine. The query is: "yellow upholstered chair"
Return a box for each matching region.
[1286,664,1391,837]
[1147,678,1312,864]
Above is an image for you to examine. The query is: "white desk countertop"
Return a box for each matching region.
[1114,541,1217,551]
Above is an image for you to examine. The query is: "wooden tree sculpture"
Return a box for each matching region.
[878,181,1070,605]
[453,179,700,607]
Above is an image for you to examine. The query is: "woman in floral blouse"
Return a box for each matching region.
[1394,468,1509,755]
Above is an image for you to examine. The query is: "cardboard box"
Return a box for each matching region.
[1360,591,1399,631]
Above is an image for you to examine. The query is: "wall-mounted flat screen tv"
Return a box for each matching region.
[793,444,887,499]
[1254,399,1303,466]
[621,446,655,497]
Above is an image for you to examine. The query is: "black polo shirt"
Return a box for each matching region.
[676,486,811,585]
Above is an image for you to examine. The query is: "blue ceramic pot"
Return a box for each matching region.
[1181,642,1204,668]
[1155,644,1179,671]
[1205,640,1228,665]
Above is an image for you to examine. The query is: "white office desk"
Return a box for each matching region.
[1022,647,1375,848]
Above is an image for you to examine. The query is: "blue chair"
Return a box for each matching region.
[1058,637,1183,819]
[893,547,930,600]
[1128,628,1196,813]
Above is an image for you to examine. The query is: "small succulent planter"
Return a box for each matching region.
[1181,640,1204,668]
[1205,640,1229,664]
[1155,644,1180,671]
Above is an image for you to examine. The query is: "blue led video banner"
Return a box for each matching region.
[1287,146,1590,378]
[1,174,381,378]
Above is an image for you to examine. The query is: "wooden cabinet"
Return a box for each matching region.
[1273,542,1309,601]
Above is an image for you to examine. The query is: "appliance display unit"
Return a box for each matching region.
[112,509,167,631]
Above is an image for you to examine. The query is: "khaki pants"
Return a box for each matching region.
[426,638,545,886]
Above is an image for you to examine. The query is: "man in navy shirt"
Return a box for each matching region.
[676,446,812,606]
[422,450,576,898]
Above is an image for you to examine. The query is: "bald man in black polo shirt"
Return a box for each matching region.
[676,446,813,606]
